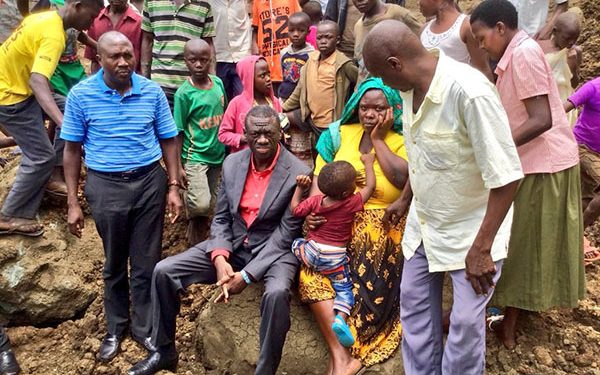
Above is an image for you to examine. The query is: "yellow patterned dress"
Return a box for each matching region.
[299,124,408,366]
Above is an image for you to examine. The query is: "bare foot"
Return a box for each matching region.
[490,320,516,350]
[46,167,67,196]
[326,358,333,375]
[338,357,362,375]
[584,237,600,264]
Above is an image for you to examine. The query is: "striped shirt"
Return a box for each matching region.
[495,30,579,175]
[141,0,215,91]
[61,70,178,172]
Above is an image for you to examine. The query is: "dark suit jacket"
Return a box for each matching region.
[204,147,312,281]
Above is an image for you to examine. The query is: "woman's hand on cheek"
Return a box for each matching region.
[371,107,394,141]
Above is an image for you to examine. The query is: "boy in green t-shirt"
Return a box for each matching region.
[174,39,227,245]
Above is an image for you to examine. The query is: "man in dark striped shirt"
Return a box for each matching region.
[140,0,216,108]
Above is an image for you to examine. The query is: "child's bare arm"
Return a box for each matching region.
[359,154,376,203]
[290,175,312,211]
[567,45,582,88]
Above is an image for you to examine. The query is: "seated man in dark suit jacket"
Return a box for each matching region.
[128,105,312,375]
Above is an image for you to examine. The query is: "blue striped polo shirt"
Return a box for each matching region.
[61,70,178,172]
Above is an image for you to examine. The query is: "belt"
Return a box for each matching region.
[89,161,159,180]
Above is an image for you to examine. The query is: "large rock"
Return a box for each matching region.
[196,282,404,374]
[0,157,99,326]
[0,223,98,326]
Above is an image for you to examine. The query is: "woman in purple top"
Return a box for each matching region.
[566,76,600,262]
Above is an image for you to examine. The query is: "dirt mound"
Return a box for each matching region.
[578,0,600,82]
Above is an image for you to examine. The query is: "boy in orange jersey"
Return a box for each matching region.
[252,0,301,94]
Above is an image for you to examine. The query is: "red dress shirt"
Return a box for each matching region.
[211,146,281,262]
[85,6,143,72]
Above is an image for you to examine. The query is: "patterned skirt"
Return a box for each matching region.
[299,209,405,366]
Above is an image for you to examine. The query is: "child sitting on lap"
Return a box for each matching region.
[290,154,376,347]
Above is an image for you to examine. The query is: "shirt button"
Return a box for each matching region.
[254,194,258,198]
[420,219,425,225]
[412,140,416,144]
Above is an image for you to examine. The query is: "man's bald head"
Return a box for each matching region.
[97,31,134,56]
[363,20,425,68]
[363,20,428,91]
[97,31,136,86]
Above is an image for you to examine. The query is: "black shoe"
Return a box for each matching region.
[131,335,157,352]
[127,351,178,375]
[0,349,20,375]
[98,334,123,362]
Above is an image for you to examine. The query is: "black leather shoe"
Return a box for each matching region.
[0,349,20,375]
[98,334,123,362]
[131,335,157,352]
[127,351,178,375]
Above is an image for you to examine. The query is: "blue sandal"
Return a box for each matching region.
[332,315,355,348]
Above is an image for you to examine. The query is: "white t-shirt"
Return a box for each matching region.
[508,0,568,36]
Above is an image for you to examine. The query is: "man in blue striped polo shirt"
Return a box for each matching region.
[61,31,184,363]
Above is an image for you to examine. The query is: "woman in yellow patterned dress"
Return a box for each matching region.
[300,78,409,375]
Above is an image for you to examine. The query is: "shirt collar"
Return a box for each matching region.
[95,68,141,96]
[495,30,529,74]
[98,5,139,21]
[310,50,336,64]
[250,144,281,175]
[422,48,446,105]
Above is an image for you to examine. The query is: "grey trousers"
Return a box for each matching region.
[85,163,167,339]
[0,96,55,219]
[150,245,297,375]
[51,93,65,167]
[400,245,503,375]
[0,326,9,352]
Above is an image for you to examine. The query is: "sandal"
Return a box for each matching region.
[0,222,44,237]
[584,249,600,264]
[584,237,600,264]
[332,315,355,348]
[486,314,504,330]
[486,307,504,330]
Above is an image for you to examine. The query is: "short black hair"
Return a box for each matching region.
[67,0,104,8]
[317,161,356,200]
[302,1,322,23]
[288,11,311,29]
[245,105,280,130]
[470,0,518,30]
[318,20,340,36]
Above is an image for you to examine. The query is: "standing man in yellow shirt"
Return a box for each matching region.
[0,0,102,237]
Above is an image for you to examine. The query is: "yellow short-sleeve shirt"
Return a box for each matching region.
[315,123,408,210]
[0,11,66,105]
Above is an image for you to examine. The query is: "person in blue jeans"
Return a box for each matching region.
[290,155,375,347]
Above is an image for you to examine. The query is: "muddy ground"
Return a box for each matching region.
[3,0,600,373]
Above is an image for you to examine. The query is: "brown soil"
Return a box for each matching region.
[3,0,600,374]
